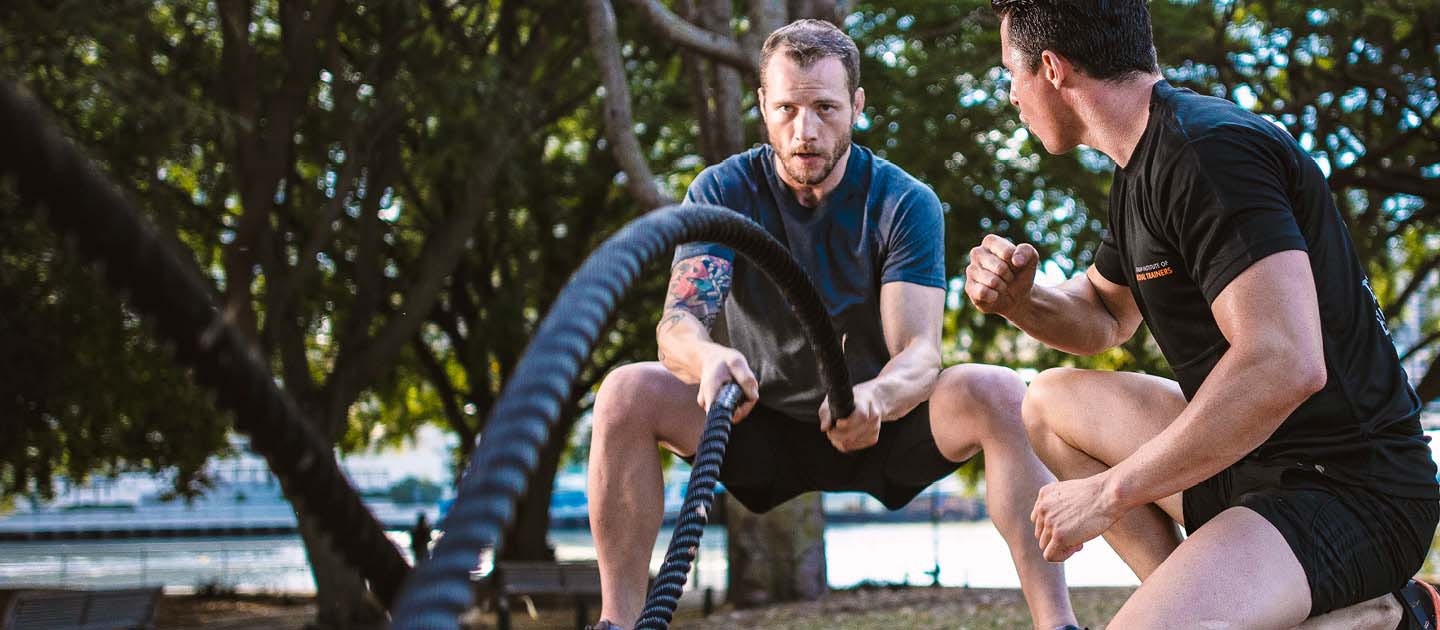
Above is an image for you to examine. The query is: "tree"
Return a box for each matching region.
[2,0,652,625]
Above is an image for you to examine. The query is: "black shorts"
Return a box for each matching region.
[1183,460,1440,617]
[698,402,961,514]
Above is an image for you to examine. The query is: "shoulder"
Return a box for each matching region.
[687,146,769,205]
[698,146,768,187]
[1154,83,1291,162]
[866,147,941,211]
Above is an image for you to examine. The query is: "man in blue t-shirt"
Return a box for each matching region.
[973,0,1438,627]
[586,19,1079,630]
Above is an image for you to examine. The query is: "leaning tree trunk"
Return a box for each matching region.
[296,509,388,628]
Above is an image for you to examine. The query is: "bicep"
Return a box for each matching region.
[1210,250,1320,359]
[878,282,944,356]
[662,254,733,331]
[1084,266,1143,342]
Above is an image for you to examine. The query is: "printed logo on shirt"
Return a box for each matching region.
[1134,260,1174,282]
[1361,277,1392,337]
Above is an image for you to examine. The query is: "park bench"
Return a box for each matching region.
[472,561,603,630]
[0,586,161,630]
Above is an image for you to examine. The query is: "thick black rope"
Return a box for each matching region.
[390,204,854,627]
[0,80,411,606]
[635,382,742,629]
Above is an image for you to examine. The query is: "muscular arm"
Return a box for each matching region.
[1100,250,1326,511]
[656,254,732,383]
[1008,267,1144,355]
[864,281,945,421]
[966,234,1143,355]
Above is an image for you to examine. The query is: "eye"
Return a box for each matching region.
[998,73,1012,92]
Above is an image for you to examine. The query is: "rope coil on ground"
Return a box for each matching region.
[390,204,854,628]
[635,382,742,629]
[0,80,411,607]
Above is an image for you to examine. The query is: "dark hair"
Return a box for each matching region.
[759,19,861,96]
[991,0,1158,80]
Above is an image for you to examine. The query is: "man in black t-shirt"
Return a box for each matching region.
[970,0,1439,627]
[586,20,1079,630]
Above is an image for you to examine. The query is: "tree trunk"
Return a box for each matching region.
[725,493,827,607]
[296,504,389,628]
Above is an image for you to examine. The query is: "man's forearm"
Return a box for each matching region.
[1006,276,1126,355]
[861,343,941,421]
[656,310,723,384]
[1101,343,1324,512]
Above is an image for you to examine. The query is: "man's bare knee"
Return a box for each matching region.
[1021,367,1084,442]
[931,364,1026,457]
[593,363,670,436]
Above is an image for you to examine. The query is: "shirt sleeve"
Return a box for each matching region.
[673,165,738,266]
[1093,229,1128,286]
[880,185,946,288]
[1167,130,1308,302]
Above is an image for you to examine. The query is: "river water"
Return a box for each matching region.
[0,520,1138,594]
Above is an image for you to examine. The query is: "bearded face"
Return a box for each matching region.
[760,53,861,189]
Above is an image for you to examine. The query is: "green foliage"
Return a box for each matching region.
[387,476,443,505]
[0,195,228,501]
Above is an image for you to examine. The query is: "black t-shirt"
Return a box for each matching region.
[675,144,945,420]
[1095,80,1437,499]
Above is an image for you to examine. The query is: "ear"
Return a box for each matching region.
[851,87,866,124]
[1039,50,1069,89]
[757,87,768,122]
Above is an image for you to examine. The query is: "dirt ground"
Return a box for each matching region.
[154,585,1137,629]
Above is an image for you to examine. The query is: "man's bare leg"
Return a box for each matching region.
[1022,368,1188,579]
[1023,367,1405,628]
[588,362,707,627]
[1113,507,1311,628]
[931,364,1076,630]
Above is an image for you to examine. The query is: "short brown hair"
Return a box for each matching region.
[759,19,861,97]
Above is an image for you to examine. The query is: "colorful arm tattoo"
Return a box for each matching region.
[659,255,732,333]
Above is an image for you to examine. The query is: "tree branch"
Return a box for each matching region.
[412,336,475,446]
[1330,167,1440,205]
[1399,329,1440,364]
[622,0,757,74]
[1384,255,1440,322]
[583,0,674,210]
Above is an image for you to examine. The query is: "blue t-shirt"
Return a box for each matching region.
[675,144,945,420]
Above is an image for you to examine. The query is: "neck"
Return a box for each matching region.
[776,145,851,208]
[1077,74,1162,169]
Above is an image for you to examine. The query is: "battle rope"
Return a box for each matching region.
[390,204,855,627]
[635,381,741,629]
[0,80,412,606]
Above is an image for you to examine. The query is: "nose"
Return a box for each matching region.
[793,108,821,143]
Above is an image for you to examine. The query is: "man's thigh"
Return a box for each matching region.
[1026,367,1189,522]
[1112,506,1312,628]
